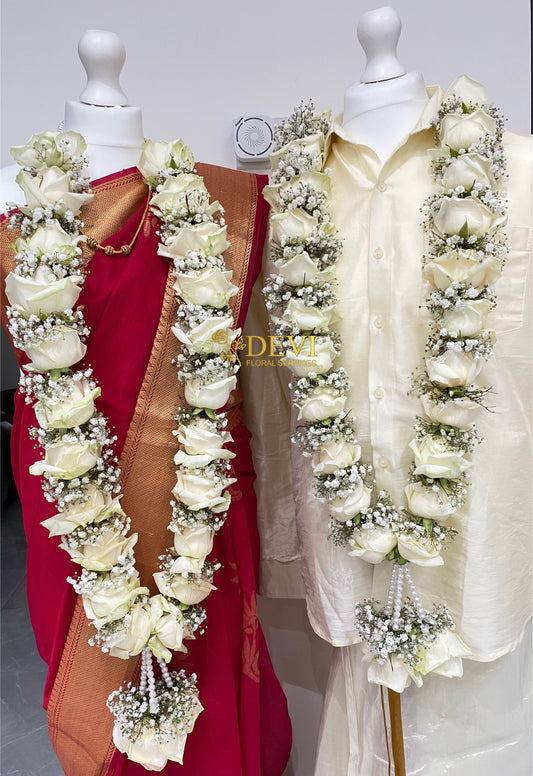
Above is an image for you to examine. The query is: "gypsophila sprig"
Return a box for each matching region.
[273,101,331,151]
[355,598,454,667]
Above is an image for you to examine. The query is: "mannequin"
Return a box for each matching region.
[64,29,144,180]
[342,6,428,162]
[1,27,293,776]
[0,28,143,207]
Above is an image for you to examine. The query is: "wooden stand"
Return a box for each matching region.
[388,689,406,775]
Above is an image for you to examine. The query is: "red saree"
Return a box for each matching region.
[1,165,291,776]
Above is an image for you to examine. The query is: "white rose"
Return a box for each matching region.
[175,419,233,458]
[29,439,100,479]
[348,526,397,564]
[172,469,235,511]
[441,299,492,337]
[170,524,215,559]
[269,132,325,173]
[280,336,337,377]
[13,221,85,257]
[6,267,81,316]
[396,533,444,566]
[282,298,336,331]
[153,569,216,606]
[147,595,187,662]
[329,482,373,521]
[440,109,496,152]
[404,482,455,520]
[172,314,239,355]
[409,436,471,479]
[297,387,346,422]
[137,139,194,179]
[41,486,123,536]
[25,325,86,371]
[274,251,333,287]
[112,727,174,771]
[34,380,100,429]
[443,75,488,107]
[173,267,237,309]
[55,131,88,161]
[149,174,210,215]
[11,131,87,170]
[312,440,361,475]
[269,209,319,244]
[418,629,471,677]
[11,131,63,169]
[424,249,502,290]
[442,153,495,191]
[173,448,235,469]
[107,603,152,660]
[426,349,483,388]
[433,197,507,238]
[420,394,482,428]
[158,223,229,259]
[16,168,93,216]
[263,170,331,211]
[112,698,202,769]
[83,571,148,626]
[184,374,237,411]
[62,531,138,572]
[365,654,423,693]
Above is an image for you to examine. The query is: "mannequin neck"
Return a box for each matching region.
[343,71,428,162]
[64,100,144,181]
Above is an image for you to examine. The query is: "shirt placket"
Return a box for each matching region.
[367,171,396,495]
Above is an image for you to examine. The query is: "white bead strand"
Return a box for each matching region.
[392,564,405,630]
[157,657,174,688]
[384,563,399,617]
[404,565,425,618]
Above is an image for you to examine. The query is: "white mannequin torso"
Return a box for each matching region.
[342,6,428,162]
[1,29,143,211]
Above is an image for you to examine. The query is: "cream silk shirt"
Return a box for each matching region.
[241,86,532,662]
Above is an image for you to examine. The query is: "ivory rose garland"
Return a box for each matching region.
[5,131,241,769]
[264,76,506,690]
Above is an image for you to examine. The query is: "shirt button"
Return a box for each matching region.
[378,456,389,469]
[373,387,385,400]
[374,315,383,329]
[373,247,384,260]
[377,182,387,192]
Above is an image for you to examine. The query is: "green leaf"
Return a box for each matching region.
[204,408,218,420]
[458,221,470,240]
[421,518,434,536]
[396,554,409,566]
[49,369,62,382]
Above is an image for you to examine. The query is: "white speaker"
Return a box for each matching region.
[233,115,283,163]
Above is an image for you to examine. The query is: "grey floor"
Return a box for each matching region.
[1,496,64,776]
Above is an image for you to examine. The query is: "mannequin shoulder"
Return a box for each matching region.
[0,164,22,215]
[503,130,533,166]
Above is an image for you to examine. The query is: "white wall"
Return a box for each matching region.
[1,2,530,774]
[1,0,530,171]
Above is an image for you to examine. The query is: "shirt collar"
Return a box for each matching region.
[325,84,444,158]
